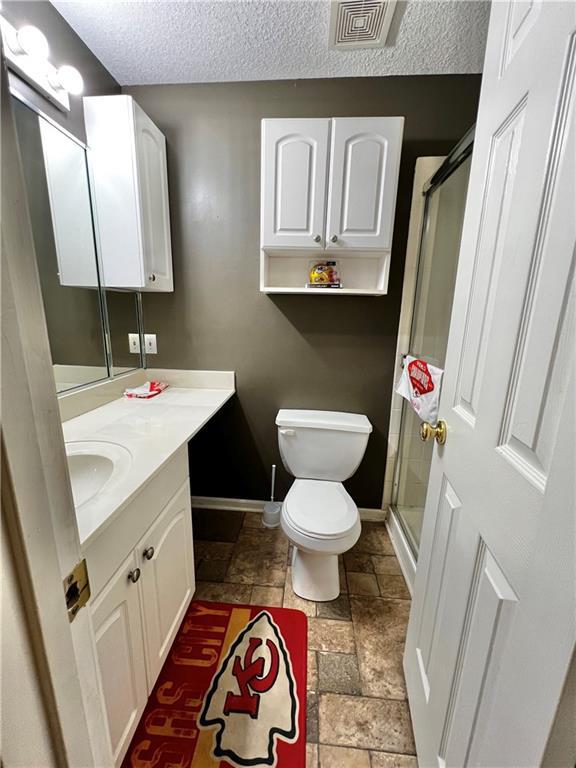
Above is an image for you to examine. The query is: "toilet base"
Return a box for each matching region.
[291,548,340,602]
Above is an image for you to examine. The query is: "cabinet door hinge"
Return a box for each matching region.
[64,558,91,622]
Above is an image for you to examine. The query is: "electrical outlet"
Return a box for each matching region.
[144,333,157,354]
[128,333,140,353]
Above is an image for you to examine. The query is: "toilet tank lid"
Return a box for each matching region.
[276,409,372,434]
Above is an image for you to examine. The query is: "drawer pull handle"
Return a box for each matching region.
[143,546,155,561]
[128,568,141,584]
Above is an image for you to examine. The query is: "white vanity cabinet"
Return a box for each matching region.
[84,95,173,292]
[84,449,194,766]
[260,116,404,295]
[90,551,148,765]
[137,481,194,686]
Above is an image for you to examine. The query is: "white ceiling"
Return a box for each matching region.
[52,0,490,86]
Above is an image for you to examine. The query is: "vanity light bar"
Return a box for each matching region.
[0,16,85,111]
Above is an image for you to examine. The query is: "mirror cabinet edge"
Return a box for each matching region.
[9,83,145,397]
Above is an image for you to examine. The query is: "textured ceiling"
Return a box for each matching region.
[52,0,490,86]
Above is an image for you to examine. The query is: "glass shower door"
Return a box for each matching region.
[393,149,472,556]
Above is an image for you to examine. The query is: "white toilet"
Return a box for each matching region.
[276,409,372,602]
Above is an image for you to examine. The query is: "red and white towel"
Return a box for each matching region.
[124,380,169,399]
[395,356,443,424]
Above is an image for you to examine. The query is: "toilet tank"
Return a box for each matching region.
[276,409,372,482]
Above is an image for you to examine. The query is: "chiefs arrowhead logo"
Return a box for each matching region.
[408,358,435,397]
[199,611,299,767]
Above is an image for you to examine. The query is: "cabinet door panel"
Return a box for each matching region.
[84,95,144,289]
[139,479,194,688]
[133,102,173,291]
[39,119,99,288]
[91,551,147,766]
[261,119,329,248]
[326,117,403,250]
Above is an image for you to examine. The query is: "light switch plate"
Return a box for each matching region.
[128,333,140,353]
[144,333,157,354]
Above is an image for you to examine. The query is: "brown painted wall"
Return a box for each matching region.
[126,76,482,507]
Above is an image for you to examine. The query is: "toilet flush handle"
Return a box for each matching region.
[279,428,296,436]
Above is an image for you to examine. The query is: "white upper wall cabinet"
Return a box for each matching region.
[261,119,330,249]
[84,95,174,292]
[326,117,404,251]
[260,116,404,295]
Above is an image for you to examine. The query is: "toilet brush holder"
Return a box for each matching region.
[263,464,281,528]
[263,500,281,528]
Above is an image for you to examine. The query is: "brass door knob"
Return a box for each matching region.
[420,420,447,445]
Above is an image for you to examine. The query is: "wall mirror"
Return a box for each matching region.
[12,94,144,393]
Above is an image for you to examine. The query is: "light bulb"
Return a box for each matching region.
[3,25,21,56]
[56,65,84,95]
[17,25,49,60]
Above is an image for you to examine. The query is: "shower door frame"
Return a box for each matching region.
[390,128,475,572]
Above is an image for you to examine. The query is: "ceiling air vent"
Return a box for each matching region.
[329,0,398,50]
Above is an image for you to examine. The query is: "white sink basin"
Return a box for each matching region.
[66,441,132,509]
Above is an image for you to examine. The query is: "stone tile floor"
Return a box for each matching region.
[192,508,417,768]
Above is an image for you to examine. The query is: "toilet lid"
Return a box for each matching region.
[284,480,358,539]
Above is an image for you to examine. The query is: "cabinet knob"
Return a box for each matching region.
[148,273,156,282]
[330,235,338,243]
[313,235,321,243]
[143,546,155,561]
[128,568,141,584]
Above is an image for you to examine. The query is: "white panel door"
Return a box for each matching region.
[91,551,147,766]
[404,3,575,766]
[138,480,195,688]
[133,101,174,291]
[326,117,403,250]
[261,119,329,249]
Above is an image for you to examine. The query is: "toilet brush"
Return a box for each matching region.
[262,464,282,528]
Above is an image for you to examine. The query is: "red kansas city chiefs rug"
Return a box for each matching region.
[122,601,307,768]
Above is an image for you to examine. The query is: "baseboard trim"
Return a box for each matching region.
[359,507,388,522]
[385,506,417,596]
[191,495,387,522]
[192,496,264,513]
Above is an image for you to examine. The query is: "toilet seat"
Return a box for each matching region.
[281,478,362,600]
[284,479,358,540]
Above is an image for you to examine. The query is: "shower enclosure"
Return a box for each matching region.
[392,129,474,557]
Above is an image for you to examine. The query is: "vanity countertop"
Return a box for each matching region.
[63,373,235,546]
